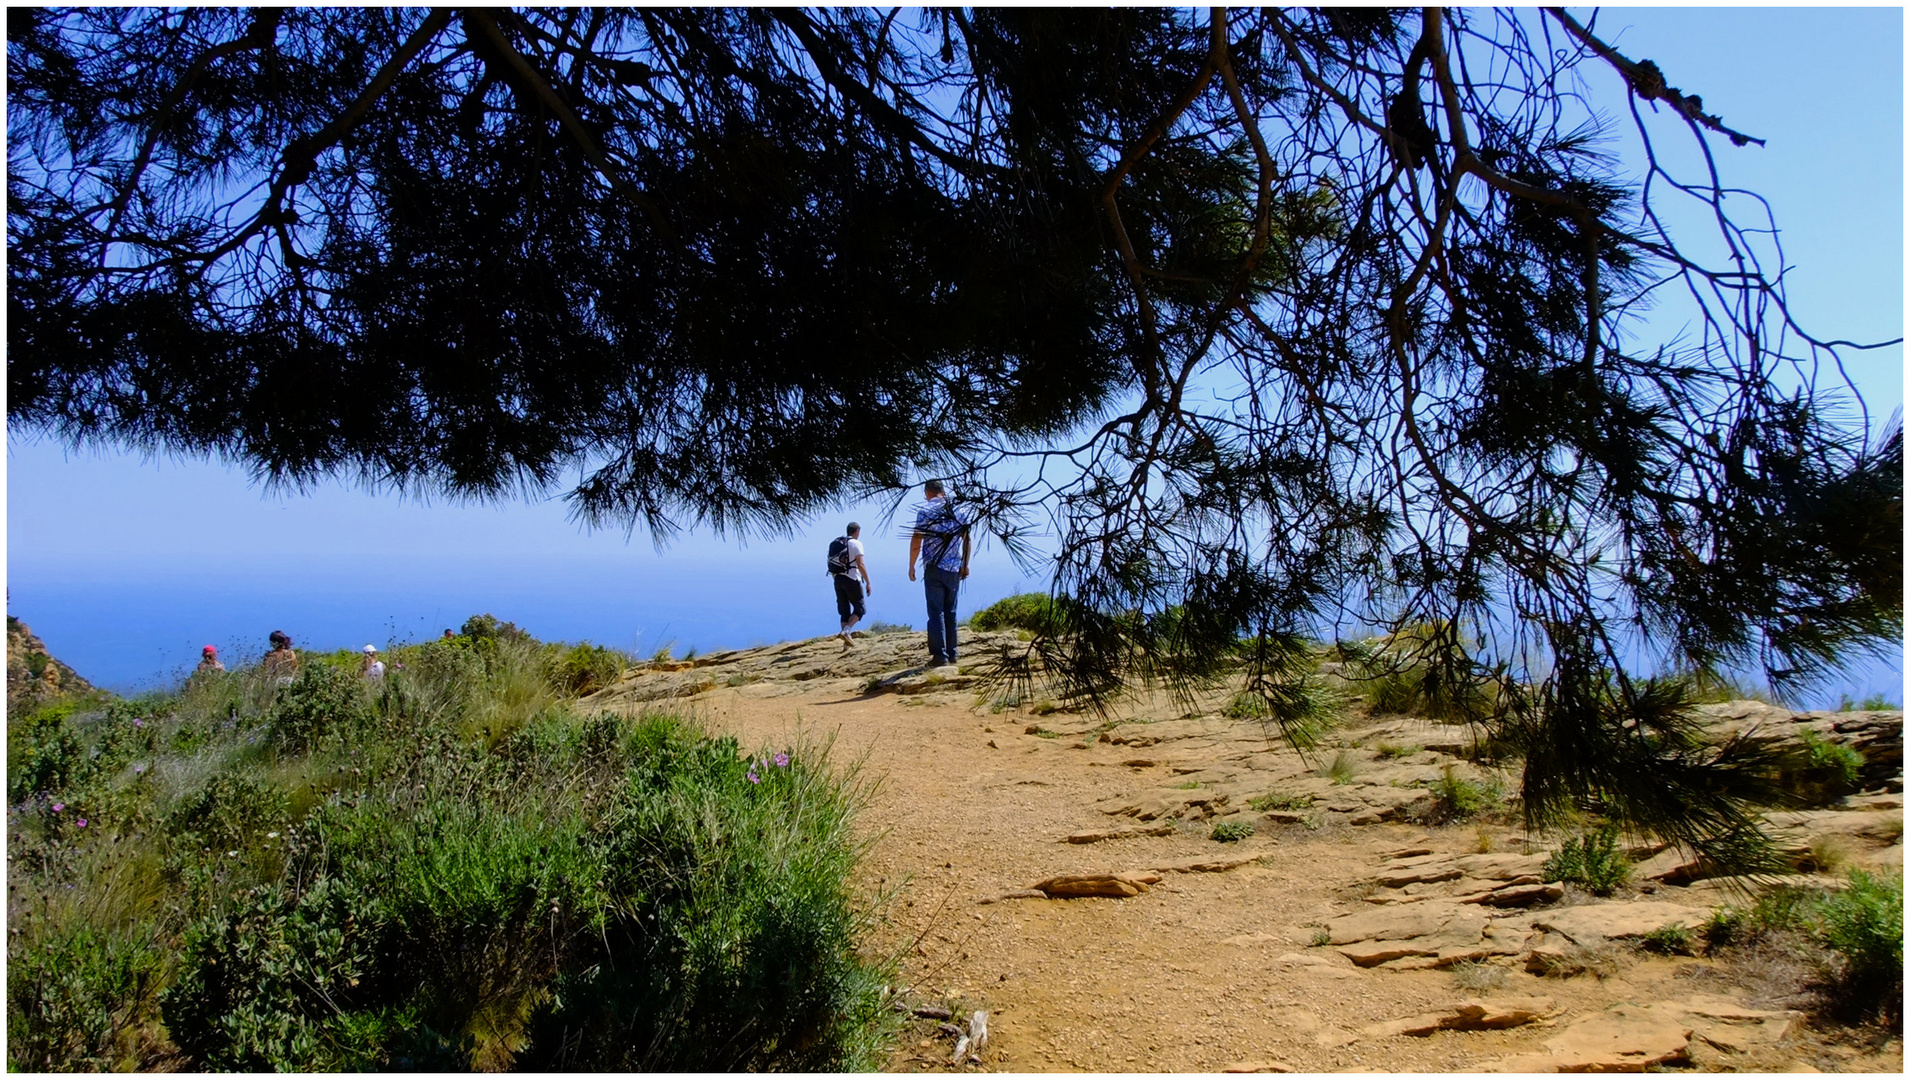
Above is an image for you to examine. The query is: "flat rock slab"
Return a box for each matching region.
[1483,1004,1692,1072]
[1532,902,1710,945]
[1031,872,1160,898]
[1150,854,1263,874]
[1325,902,1495,967]
[1220,1059,1298,1073]
[1363,996,1558,1037]
[1065,823,1176,844]
[1663,994,1803,1054]
[1459,881,1563,907]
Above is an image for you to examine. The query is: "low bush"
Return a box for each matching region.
[1419,765,1502,823]
[1210,821,1255,843]
[545,642,633,696]
[1542,824,1631,895]
[1636,924,1695,955]
[1248,791,1314,812]
[7,619,896,1072]
[1816,870,1902,1020]
[7,924,166,1072]
[969,593,1063,636]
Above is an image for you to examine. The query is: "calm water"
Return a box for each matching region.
[7,550,1043,694]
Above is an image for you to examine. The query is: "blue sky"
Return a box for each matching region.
[7,8,1902,700]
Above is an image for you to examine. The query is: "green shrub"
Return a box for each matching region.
[863,621,911,635]
[1816,870,1902,1019]
[1836,692,1899,711]
[164,773,291,855]
[1637,923,1694,955]
[1248,791,1314,812]
[1795,727,1865,791]
[545,642,633,696]
[1420,766,1502,823]
[1210,821,1255,843]
[1542,825,1630,895]
[8,619,897,1072]
[8,924,166,1072]
[153,714,894,1071]
[267,663,368,753]
[970,593,1063,635]
[1374,741,1420,759]
[1337,625,1494,723]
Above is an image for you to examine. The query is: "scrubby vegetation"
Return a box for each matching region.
[1416,766,1505,825]
[1541,824,1632,896]
[1702,871,1903,1024]
[6,621,895,1071]
[969,592,1063,636]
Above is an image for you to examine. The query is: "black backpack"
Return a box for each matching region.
[826,536,854,575]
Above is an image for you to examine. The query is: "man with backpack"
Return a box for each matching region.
[907,479,970,668]
[827,522,873,648]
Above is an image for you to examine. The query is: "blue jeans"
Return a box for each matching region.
[924,567,961,664]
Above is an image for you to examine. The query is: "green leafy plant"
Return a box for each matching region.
[6,619,897,1073]
[1210,821,1255,843]
[1795,727,1865,791]
[1541,825,1631,895]
[969,593,1063,636]
[1419,765,1502,823]
[1816,870,1902,1020]
[1374,741,1420,759]
[267,663,369,753]
[1248,791,1314,812]
[7,925,166,1072]
[1637,924,1694,955]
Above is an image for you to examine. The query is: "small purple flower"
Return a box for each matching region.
[746,769,761,785]
[133,718,144,728]
[133,764,146,775]
[50,803,64,813]
[773,752,790,768]
[75,818,88,828]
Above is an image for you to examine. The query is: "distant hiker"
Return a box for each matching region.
[361,644,386,680]
[194,645,225,676]
[907,480,970,668]
[828,522,873,648]
[442,629,455,640]
[263,630,298,684]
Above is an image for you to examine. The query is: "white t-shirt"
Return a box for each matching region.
[834,537,865,577]
[364,659,386,680]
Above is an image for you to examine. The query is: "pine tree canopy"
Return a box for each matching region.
[9,8,1901,854]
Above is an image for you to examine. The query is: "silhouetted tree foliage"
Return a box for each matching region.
[10,8,1900,856]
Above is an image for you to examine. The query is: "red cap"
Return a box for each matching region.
[202,645,218,654]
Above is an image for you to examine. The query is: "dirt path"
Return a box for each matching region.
[587,631,1904,1074]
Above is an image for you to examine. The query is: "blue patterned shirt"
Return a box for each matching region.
[913,496,969,573]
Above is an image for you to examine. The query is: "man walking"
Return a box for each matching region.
[907,480,970,668]
[829,522,873,648]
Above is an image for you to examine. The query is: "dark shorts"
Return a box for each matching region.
[833,574,866,622]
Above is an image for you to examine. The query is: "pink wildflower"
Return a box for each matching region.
[50,803,64,813]
[773,752,790,768]
[746,769,761,784]
[76,819,88,828]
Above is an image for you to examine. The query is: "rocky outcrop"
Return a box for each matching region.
[581,628,1031,705]
[1484,1003,1693,1072]
[6,615,94,707]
